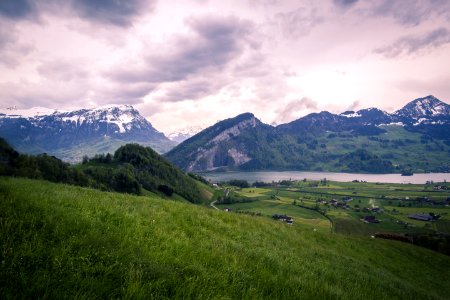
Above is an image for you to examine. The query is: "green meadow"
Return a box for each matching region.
[1,177,450,299]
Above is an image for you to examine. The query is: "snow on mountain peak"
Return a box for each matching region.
[168,125,205,143]
[340,111,361,118]
[395,95,449,118]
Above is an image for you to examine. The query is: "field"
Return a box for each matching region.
[1,177,450,299]
[218,180,450,238]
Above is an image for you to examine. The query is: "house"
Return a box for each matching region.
[433,185,448,190]
[342,197,353,202]
[272,214,294,224]
[362,215,379,223]
[408,213,434,221]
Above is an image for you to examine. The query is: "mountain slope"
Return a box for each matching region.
[166,95,450,173]
[0,138,207,203]
[0,105,175,162]
[166,113,277,171]
[1,177,449,299]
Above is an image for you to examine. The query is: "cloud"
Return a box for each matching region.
[333,0,358,8]
[109,15,255,102]
[0,21,34,67]
[276,97,318,123]
[37,59,89,82]
[0,79,90,108]
[366,0,450,26]
[374,27,450,58]
[72,0,153,27]
[155,76,228,102]
[345,100,360,111]
[0,0,34,20]
[274,7,323,38]
[97,83,154,105]
[0,0,153,27]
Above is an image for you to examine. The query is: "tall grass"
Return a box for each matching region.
[1,177,449,299]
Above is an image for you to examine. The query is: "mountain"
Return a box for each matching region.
[393,95,450,140]
[166,95,450,173]
[395,95,450,119]
[0,105,175,162]
[168,125,204,143]
[166,113,276,171]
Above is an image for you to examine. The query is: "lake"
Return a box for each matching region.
[200,171,450,184]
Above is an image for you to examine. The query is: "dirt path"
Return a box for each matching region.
[210,200,219,210]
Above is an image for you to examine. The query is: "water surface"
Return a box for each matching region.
[201,171,450,184]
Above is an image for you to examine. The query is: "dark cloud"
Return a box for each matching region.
[157,76,228,102]
[0,0,152,26]
[367,0,450,26]
[277,97,318,122]
[275,7,323,38]
[0,0,34,20]
[98,83,154,105]
[333,0,358,8]
[72,0,153,27]
[375,27,450,58]
[109,15,254,102]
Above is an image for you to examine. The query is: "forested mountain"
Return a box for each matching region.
[0,105,175,162]
[0,139,207,203]
[166,95,450,173]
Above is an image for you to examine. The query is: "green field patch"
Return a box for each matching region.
[239,187,272,197]
[216,199,330,231]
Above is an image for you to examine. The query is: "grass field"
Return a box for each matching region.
[225,180,450,237]
[1,177,450,299]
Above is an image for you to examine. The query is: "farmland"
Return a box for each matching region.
[216,180,450,245]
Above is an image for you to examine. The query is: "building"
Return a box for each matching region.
[408,213,434,221]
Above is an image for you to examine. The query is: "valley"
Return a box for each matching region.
[214,180,450,247]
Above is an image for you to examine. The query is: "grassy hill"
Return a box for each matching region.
[0,138,211,204]
[1,177,450,299]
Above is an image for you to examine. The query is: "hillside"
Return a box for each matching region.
[1,177,449,299]
[0,105,175,162]
[0,139,208,204]
[166,95,450,173]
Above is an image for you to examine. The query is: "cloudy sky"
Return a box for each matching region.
[1,0,449,134]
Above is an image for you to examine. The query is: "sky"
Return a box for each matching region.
[0,0,449,134]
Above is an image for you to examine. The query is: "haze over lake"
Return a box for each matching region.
[201,171,450,184]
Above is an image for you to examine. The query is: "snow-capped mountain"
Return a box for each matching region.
[0,105,175,162]
[395,95,450,118]
[392,95,450,128]
[168,125,205,143]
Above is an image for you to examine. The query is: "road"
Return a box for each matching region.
[210,200,219,210]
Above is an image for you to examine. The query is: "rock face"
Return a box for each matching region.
[0,105,175,162]
[165,95,450,173]
[165,113,273,172]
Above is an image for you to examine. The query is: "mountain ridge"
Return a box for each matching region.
[0,105,175,162]
[166,95,450,173]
